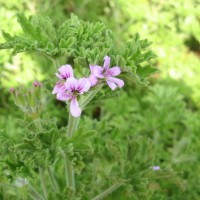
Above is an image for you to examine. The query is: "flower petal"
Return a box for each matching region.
[65,78,78,92]
[57,91,72,101]
[33,81,42,87]
[106,80,117,90]
[55,73,63,80]
[90,65,104,78]
[70,98,81,117]
[105,66,121,77]
[152,166,160,171]
[52,82,65,94]
[57,65,74,80]
[106,77,124,89]
[89,64,94,73]
[78,78,91,93]
[103,56,110,70]
[88,75,98,87]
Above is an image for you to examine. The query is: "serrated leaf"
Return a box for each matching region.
[137,65,158,80]
[17,13,37,40]
[2,31,13,41]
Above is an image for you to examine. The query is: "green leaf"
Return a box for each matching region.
[0,14,156,84]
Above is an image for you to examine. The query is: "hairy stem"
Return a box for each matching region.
[52,58,60,71]
[64,83,103,191]
[31,117,46,199]
[67,113,80,137]
[61,150,75,189]
[29,184,45,200]
[66,155,75,188]
[48,167,59,193]
[63,113,80,190]
[81,84,103,109]
[92,183,123,200]
[39,168,48,199]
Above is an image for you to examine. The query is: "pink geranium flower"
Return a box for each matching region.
[52,81,65,95]
[53,65,74,95]
[56,77,91,117]
[89,56,124,90]
[56,64,74,80]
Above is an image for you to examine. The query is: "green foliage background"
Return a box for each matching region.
[0,0,200,199]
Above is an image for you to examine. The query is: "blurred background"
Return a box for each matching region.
[1,0,200,199]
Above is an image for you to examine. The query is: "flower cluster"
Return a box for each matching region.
[53,56,124,117]
[9,81,43,117]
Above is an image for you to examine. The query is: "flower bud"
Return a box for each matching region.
[10,81,44,118]
[152,166,160,171]
[33,81,43,87]
[9,88,15,93]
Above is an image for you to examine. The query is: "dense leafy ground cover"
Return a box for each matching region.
[0,0,200,199]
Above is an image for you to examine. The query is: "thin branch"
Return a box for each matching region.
[29,184,45,200]
[47,167,60,193]
[92,183,123,200]
[61,150,75,189]
[39,168,48,199]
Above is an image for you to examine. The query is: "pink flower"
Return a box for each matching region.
[33,81,42,87]
[88,74,98,87]
[89,56,124,90]
[56,65,74,80]
[53,65,74,95]
[152,166,160,171]
[9,88,15,93]
[52,81,65,94]
[56,77,91,117]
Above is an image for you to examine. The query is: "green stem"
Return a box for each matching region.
[81,84,103,109]
[64,112,79,190]
[66,155,75,188]
[47,167,59,193]
[63,83,103,191]
[92,183,123,200]
[39,168,48,199]
[29,185,45,200]
[52,58,60,71]
[67,113,80,137]
[61,150,75,189]
[30,118,46,200]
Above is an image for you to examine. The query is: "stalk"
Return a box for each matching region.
[64,83,103,191]
[52,58,60,71]
[81,84,103,109]
[67,113,80,138]
[61,149,75,189]
[66,158,75,188]
[47,167,59,193]
[29,185,45,200]
[92,183,123,200]
[63,113,80,190]
[39,168,48,199]
[31,117,48,199]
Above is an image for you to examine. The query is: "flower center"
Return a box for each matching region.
[102,69,107,76]
[72,90,78,96]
